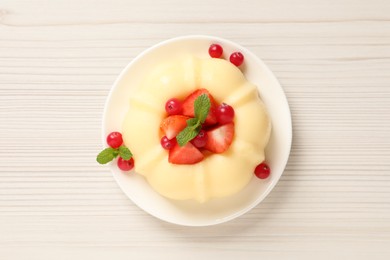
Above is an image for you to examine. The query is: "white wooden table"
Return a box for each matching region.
[1,0,390,259]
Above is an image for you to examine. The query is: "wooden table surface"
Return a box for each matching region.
[1,0,390,259]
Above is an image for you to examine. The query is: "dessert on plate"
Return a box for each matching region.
[120,46,271,203]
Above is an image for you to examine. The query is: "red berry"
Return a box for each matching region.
[160,136,176,150]
[254,162,270,179]
[208,44,223,58]
[229,52,244,66]
[165,98,182,115]
[216,103,235,124]
[192,130,208,148]
[106,132,123,148]
[117,157,134,171]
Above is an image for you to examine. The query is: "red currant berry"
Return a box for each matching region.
[229,52,244,66]
[106,131,123,148]
[216,103,235,124]
[165,98,182,115]
[254,162,271,179]
[161,136,176,150]
[192,130,208,148]
[117,157,134,171]
[208,44,223,58]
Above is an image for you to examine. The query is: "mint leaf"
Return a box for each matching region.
[186,118,199,127]
[119,146,132,160]
[97,147,118,164]
[194,94,211,124]
[176,124,201,146]
[175,94,211,146]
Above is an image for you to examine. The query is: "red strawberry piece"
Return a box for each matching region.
[181,88,218,125]
[204,123,235,153]
[160,115,189,139]
[168,142,204,164]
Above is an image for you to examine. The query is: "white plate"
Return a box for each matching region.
[102,35,292,226]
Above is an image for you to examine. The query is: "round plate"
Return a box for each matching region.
[102,35,292,226]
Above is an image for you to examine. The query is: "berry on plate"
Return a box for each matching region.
[169,142,204,164]
[208,44,223,58]
[254,162,270,179]
[182,89,218,125]
[160,115,189,140]
[204,123,234,153]
[117,157,135,171]
[106,131,123,149]
[229,52,244,66]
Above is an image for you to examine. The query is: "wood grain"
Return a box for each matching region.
[1,0,390,259]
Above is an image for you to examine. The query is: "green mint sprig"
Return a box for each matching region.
[176,94,211,146]
[96,145,132,164]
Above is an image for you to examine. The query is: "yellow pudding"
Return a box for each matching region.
[122,56,271,203]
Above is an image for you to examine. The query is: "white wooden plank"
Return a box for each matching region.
[0,0,390,259]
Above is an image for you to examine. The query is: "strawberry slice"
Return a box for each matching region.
[160,115,189,139]
[204,123,235,153]
[182,88,218,125]
[169,142,204,164]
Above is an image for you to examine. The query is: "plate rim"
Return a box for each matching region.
[101,35,292,226]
